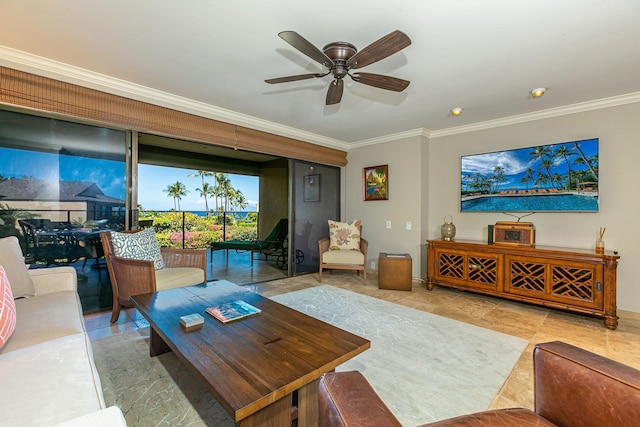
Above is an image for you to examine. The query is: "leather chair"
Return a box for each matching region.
[318,341,640,427]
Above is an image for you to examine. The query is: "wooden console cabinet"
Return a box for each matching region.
[426,239,620,329]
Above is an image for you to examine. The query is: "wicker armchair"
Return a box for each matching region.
[318,222,368,284]
[101,230,207,323]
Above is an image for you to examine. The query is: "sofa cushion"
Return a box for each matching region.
[0,266,17,349]
[1,290,85,354]
[322,249,365,265]
[0,333,105,426]
[0,236,35,298]
[110,227,165,270]
[54,406,127,427]
[328,220,361,250]
[155,267,205,290]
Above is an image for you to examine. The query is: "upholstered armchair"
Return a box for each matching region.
[318,220,368,284]
[101,228,206,323]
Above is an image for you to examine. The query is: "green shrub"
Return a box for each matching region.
[147,211,256,249]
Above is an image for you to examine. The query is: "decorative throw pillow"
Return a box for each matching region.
[0,236,35,298]
[0,266,17,349]
[110,227,165,270]
[328,220,361,251]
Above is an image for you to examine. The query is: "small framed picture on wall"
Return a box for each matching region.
[363,164,388,201]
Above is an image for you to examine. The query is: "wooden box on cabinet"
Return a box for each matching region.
[426,239,620,329]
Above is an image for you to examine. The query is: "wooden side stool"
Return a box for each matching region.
[378,252,412,291]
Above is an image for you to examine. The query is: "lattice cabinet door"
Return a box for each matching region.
[505,255,604,310]
[433,248,501,290]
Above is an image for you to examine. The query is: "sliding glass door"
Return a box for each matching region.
[289,160,340,275]
[0,110,127,254]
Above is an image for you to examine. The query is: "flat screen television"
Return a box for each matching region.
[460,138,599,212]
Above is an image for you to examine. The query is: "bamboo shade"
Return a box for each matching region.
[0,66,347,166]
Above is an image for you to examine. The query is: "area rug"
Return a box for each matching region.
[271,285,528,426]
[92,285,527,426]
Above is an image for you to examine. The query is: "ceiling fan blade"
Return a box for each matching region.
[346,30,411,69]
[350,72,410,92]
[265,73,328,84]
[326,79,344,105]
[278,31,335,68]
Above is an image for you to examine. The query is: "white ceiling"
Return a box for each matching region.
[1,0,639,148]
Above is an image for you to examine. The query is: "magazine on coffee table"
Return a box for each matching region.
[206,300,261,323]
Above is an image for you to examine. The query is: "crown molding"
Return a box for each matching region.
[429,92,640,138]
[3,46,639,150]
[0,46,349,151]
[350,128,431,148]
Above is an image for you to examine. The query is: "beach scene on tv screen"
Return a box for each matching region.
[461,138,599,212]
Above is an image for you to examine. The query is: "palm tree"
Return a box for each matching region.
[553,144,577,190]
[195,182,214,216]
[214,173,232,212]
[213,172,229,212]
[490,166,506,194]
[163,181,189,211]
[230,189,247,212]
[520,168,535,190]
[573,142,599,181]
[189,170,215,215]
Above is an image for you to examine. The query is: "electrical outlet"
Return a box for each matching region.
[371,261,376,269]
[386,220,391,229]
[406,221,412,230]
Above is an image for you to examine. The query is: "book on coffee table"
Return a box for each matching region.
[206,300,261,323]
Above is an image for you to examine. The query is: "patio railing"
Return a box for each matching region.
[0,208,258,250]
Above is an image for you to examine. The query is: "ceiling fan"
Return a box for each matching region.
[265,30,411,105]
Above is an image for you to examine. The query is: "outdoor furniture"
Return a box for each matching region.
[81,233,106,278]
[210,218,288,264]
[18,219,88,266]
[101,229,207,323]
[318,220,368,284]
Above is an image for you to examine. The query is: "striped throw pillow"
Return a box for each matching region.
[0,266,17,349]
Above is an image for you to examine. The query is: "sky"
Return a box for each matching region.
[138,164,258,212]
[0,147,259,212]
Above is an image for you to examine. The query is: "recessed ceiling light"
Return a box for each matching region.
[530,87,547,98]
[451,107,463,116]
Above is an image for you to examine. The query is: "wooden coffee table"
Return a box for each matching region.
[130,280,370,427]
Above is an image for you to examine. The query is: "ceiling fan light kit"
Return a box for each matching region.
[266,30,412,105]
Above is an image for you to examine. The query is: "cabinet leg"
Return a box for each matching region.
[604,315,619,330]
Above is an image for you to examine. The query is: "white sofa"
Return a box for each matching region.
[0,236,126,426]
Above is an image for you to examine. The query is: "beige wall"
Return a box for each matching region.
[347,102,639,312]
[346,134,425,277]
[428,103,640,312]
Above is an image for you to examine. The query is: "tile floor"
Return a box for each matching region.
[84,268,640,413]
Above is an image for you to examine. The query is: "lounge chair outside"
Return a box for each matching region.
[210,218,288,264]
